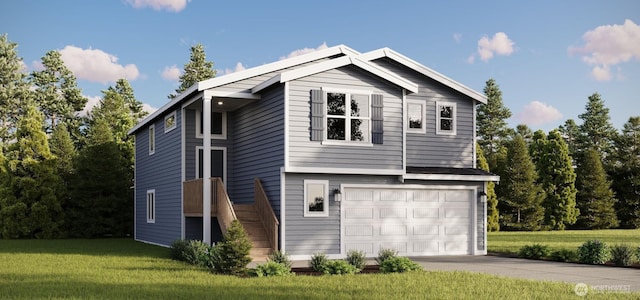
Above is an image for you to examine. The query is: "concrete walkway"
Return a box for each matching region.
[412,255,639,292]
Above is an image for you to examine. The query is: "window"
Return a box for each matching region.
[164,111,176,133]
[148,124,155,155]
[146,189,155,223]
[436,102,457,135]
[196,110,227,139]
[325,91,370,143]
[304,180,329,217]
[407,100,426,133]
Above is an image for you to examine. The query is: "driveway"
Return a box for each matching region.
[412,255,639,292]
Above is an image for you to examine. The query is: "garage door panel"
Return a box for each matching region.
[345,243,374,254]
[413,240,439,253]
[445,240,470,252]
[413,208,439,218]
[345,225,373,236]
[413,225,439,235]
[345,189,374,201]
[445,225,470,235]
[345,208,374,219]
[445,207,470,218]
[409,190,439,202]
[379,190,406,202]
[444,191,470,202]
[379,207,406,218]
[380,242,407,253]
[380,225,407,236]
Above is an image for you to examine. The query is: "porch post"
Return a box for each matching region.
[203,96,212,244]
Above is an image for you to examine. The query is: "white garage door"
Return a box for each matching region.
[342,187,473,256]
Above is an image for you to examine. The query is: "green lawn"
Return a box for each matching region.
[0,239,637,299]
[488,229,640,253]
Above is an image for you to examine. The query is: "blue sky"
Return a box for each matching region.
[1,0,638,132]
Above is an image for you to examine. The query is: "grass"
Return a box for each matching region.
[488,229,640,254]
[0,239,637,299]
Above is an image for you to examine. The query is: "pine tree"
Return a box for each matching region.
[577,93,617,167]
[0,104,64,238]
[575,148,618,229]
[168,43,216,99]
[477,78,512,167]
[477,143,499,231]
[611,116,640,228]
[538,130,578,230]
[30,50,87,132]
[529,130,547,167]
[501,135,544,230]
[558,119,580,159]
[516,124,533,145]
[49,123,76,219]
[112,78,147,121]
[0,34,30,149]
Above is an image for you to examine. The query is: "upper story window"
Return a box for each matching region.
[148,124,155,155]
[436,101,457,135]
[407,100,426,134]
[164,111,177,133]
[146,189,155,223]
[326,91,370,143]
[196,110,227,140]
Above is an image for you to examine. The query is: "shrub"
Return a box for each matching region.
[324,260,359,275]
[610,244,635,266]
[550,249,577,262]
[376,248,398,265]
[169,239,190,261]
[346,250,366,270]
[518,244,550,259]
[182,240,211,267]
[268,250,292,269]
[309,253,329,273]
[379,257,423,273]
[578,240,609,265]
[211,220,252,275]
[253,261,293,277]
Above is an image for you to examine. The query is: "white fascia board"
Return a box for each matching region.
[208,90,261,100]
[402,173,500,182]
[350,57,419,93]
[285,166,404,176]
[251,75,282,94]
[129,90,203,135]
[362,48,487,104]
[280,56,352,82]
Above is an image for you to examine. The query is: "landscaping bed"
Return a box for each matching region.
[291,264,380,276]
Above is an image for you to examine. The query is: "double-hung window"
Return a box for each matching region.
[148,125,155,155]
[196,110,227,139]
[407,100,426,133]
[325,91,370,143]
[436,101,456,135]
[304,180,329,217]
[146,189,155,223]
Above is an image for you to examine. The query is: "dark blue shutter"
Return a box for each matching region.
[371,94,383,144]
[310,89,324,141]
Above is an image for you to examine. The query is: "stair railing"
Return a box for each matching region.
[254,178,279,251]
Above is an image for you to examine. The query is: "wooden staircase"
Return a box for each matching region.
[233,203,272,261]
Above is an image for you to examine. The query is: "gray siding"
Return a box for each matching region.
[135,109,182,246]
[371,58,475,168]
[288,66,404,171]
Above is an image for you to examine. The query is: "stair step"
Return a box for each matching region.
[251,255,269,262]
[251,247,272,256]
[251,240,270,248]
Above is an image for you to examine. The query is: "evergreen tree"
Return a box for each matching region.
[30,50,87,132]
[477,143,499,231]
[169,43,216,99]
[49,123,76,221]
[501,135,544,230]
[529,130,547,167]
[558,119,580,159]
[577,93,617,166]
[611,117,640,228]
[575,148,618,229]
[538,130,579,230]
[0,34,31,149]
[0,104,64,238]
[477,78,512,167]
[516,124,533,145]
[112,78,147,121]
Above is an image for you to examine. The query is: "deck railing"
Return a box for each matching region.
[213,178,237,234]
[183,178,210,216]
[254,178,279,251]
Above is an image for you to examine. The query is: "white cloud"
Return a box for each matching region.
[279,42,328,60]
[516,101,563,126]
[31,60,44,71]
[79,95,102,118]
[125,0,190,12]
[476,32,515,62]
[59,46,139,84]
[569,19,640,81]
[161,65,181,81]
[220,62,246,75]
[142,103,157,114]
[453,33,462,43]
[466,55,475,64]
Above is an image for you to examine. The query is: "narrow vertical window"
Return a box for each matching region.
[148,124,155,155]
[147,189,155,223]
[436,102,457,135]
[196,110,227,139]
[407,100,426,133]
[304,180,329,217]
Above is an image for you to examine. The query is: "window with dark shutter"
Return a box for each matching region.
[310,89,324,141]
[371,94,384,144]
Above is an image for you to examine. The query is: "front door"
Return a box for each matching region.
[197,147,226,182]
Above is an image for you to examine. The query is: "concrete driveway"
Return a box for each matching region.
[412,255,639,292]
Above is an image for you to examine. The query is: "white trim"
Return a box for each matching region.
[402,90,407,177]
[472,186,478,255]
[133,146,137,240]
[280,167,286,252]
[341,183,476,190]
[129,91,203,135]
[164,110,177,133]
[360,48,487,103]
[252,75,283,94]
[146,189,155,223]
[284,82,290,169]
[402,173,500,182]
[303,179,329,217]
[134,238,171,248]
[289,254,345,261]
[320,140,374,147]
[285,166,403,176]
[407,99,426,134]
[148,124,155,155]
[195,110,227,140]
[182,94,201,109]
[436,101,457,136]
[195,146,228,185]
[472,100,477,168]
[322,89,372,144]
[180,107,185,240]
[202,98,212,244]
[483,181,488,253]
[209,90,261,99]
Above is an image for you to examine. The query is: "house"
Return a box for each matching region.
[128,45,499,260]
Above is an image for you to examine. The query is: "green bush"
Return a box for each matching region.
[379,257,423,273]
[253,261,293,277]
[169,239,190,261]
[324,260,359,275]
[268,250,292,269]
[346,250,366,270]
[610,244,635,266]
[182,240,211,267]
[309,253,329,273]
[210,220,252,275]
[376,248,398,265]
[578,240,610,265]
[518,244,550,259]
[550,249,578,262]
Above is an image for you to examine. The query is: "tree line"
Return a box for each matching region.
[478,79,640,231]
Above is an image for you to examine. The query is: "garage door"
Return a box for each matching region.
[342,187,473,256]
